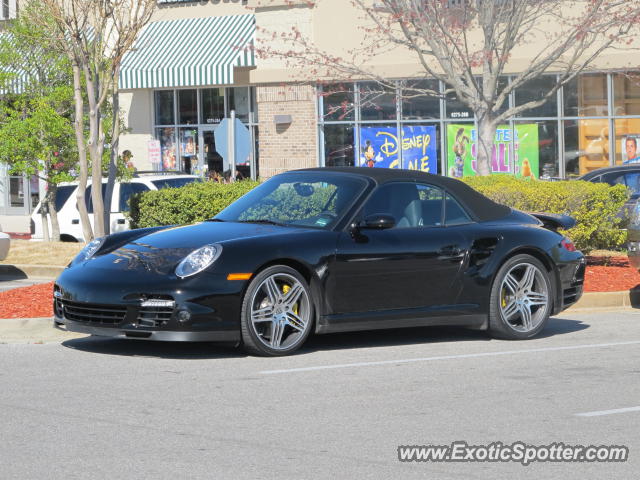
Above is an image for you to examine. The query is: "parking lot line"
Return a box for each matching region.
[260,340,640,375]
[575,406,640,417]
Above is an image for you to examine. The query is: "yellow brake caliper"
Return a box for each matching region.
[282,284,299,315]
[501,288,507,308]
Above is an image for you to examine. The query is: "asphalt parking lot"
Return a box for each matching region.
[1,310,639,479]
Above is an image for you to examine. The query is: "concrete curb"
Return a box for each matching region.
[0,317,86,344]
[566,290,640,311]
[0,291,637,344]
[0,264,64,280]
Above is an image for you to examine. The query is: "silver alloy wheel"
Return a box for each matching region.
[249,272,311,350]
[499,262,549,333]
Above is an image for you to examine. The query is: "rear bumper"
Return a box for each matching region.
[554,255,586,314]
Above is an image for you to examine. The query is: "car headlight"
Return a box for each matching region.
[71,237,106,265]
[175,244,222,278]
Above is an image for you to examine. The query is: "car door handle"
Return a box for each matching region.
[71,219,79,225]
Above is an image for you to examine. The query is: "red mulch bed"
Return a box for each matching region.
[0,282,54,319]
[0,257,639,318]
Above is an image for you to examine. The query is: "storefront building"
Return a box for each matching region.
[116,0,640,184]
[3,0,640,228]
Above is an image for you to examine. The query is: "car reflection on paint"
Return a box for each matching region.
[54,167,585,356]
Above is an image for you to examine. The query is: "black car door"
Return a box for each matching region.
[327,181,470,315]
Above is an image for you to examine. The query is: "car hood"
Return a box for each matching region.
[82,221,313,275]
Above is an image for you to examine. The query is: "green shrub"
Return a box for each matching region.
[127,180,260,228]
[462,176,629,252]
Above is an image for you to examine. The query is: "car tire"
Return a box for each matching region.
[240,265,315,356]
[488,254,553,340]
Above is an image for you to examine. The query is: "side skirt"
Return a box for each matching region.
[316,305,487,334]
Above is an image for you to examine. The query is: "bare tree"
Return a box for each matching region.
[256,0,640,175]
[33,0,156,240]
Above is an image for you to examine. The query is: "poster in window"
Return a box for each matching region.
[159,128,176,170]
[446,124,539,179]
[358,125,437,172]
[181,129,197,157]
[622,135,640,164]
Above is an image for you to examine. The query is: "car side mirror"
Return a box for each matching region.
[361,214,396,230]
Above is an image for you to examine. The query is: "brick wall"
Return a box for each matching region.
[256,84,318,178]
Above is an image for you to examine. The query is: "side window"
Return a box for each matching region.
[362,182,443,228]
[119,183,150,212]
[444,193,472,225]
[601,172,625,186]
[84,184,109,214]
[417,184,444,227]
[54,186,76,212]
[624,173,640,197]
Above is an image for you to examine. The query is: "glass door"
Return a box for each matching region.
[1,175,30,215]
[199,126,225,179]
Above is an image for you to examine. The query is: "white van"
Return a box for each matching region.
[31,173,200,242]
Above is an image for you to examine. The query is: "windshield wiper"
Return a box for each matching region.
[205,218,225,222]
[238,219,286,227]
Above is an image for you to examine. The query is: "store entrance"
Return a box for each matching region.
[199,126,225,179]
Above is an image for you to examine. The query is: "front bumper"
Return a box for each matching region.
[54,267,244,343]
[56,316,240,342]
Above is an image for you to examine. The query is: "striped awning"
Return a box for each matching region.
[119,14,255,90]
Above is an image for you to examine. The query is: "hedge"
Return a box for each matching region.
[127,175,629,253]
[127,180,260,228]
[462,176,629,252]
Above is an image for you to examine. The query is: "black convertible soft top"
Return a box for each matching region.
[295,167,512,222]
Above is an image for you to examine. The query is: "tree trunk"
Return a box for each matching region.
[72,62,93,242]
[86,70,105,238]
[104,86,120,235]
[48,184,60,242]
[475,116,497,176]
[41,206,50,243]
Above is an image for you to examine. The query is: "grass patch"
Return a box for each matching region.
[1,240,84,266]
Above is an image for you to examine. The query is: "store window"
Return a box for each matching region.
[153,87,258,178]
[178,89,198,124]
[564,119,609,177]
[445,90,473,119]
[401,79,440,120]
[564,73,607,117]
[359,82,397,121]
[322,84,355,122]
[613,73,640,116]
[324,125,355,167]
[515,75,558,118]
[228,87,250,123]
[155,90,174,125]
[201,88,224,124]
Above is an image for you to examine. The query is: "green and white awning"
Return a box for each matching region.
[119,14,255,90]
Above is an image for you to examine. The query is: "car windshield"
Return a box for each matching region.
[215,172,368,229]
[151,177,200,189]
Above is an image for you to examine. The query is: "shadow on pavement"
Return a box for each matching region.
[61,316,589,359]
[0,266,28,281]
[62,336,245,360]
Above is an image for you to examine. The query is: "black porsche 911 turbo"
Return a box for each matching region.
[54,167,585,356]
